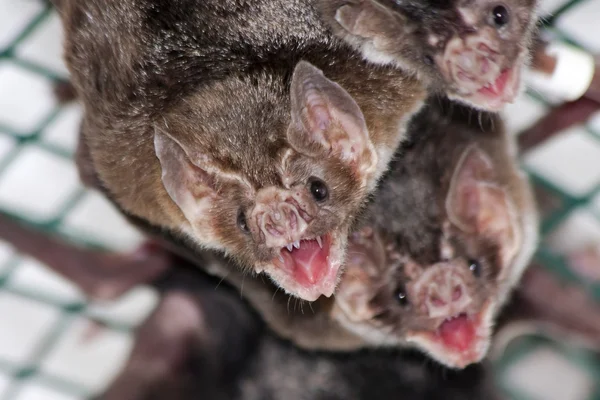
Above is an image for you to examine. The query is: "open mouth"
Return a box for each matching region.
[408,311,491,369]
[471,66,520,110]
[437,313,477,353]
[272,233,340,300]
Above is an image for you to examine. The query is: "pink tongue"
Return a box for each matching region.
[283,239,329,287]
[478,69,510,97]
[438,315,475,352]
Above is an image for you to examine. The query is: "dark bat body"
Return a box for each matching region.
[96,261,501,400]
[0,214,597,399]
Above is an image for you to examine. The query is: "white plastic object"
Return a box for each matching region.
[525,42,595,103]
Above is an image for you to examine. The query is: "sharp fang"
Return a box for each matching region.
[293,240,300,249]
[286,244,293,252]
[278,254,284,263]
[316,236,323,248]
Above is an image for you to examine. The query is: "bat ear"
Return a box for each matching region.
[334,0,410,41]
[333,228,384,322]
[287,61,377,185]
[446,145,520,264]
[154,128,219,235]
[334,267,380,322]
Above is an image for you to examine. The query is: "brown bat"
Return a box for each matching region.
[320,99,539,368]
[318,0,539,111]
[57,0,427,301]
[55,0,538,301]
[0,98,538,368]
[177,99,538,368]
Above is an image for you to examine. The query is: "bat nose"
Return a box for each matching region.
[254,200,308,247]
[420,266,472,319]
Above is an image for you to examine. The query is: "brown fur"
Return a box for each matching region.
[123,100,538,367]
[58,0,426,300]
[318,0,539,110]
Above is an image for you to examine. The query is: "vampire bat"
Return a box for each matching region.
[95,258,600,400]
[0,214,600,400]
[170,99,540,369]
[5,97,538,368]
[317,0,539,111]
[57,0,427,302]
[95,261,501,400]
[0,211,498,399]
[0,214,597,400]
[322,99,540,368]
[56,0,536,301]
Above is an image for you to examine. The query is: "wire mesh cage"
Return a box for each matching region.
[0,0,600,399]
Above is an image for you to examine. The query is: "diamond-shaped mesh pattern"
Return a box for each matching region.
[0,1,599,399]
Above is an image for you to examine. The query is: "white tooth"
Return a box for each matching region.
[293,240,300,249]
[316,236,323,248]
[286,244,293,252]
[279,255,284,263]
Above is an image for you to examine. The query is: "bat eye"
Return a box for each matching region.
[424,55,434,66]
[237,209,250,234]
[308,177,329,202]
[395,287,409,307]
[468,259,482,277]
[492,5,509,27]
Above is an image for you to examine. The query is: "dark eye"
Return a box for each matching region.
[468,259,482,277]
[424,55,434,66]
[308,177,329,202]
[237,209,250,234]
[492,5,510,26]
[395,288,409,307]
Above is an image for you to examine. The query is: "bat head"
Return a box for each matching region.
[154,61,377,301]
[321,0,538,111]
[333,145,529,368]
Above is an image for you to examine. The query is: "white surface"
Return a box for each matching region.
[505,347,594,400]
[40,317,133,393]
[0,134,16,162]
[15,12,70,78]
[0,292,61,366]
[0,373,13,396]
[556,0,600,53]
[42,103,83,155]
[501,93,548,135]
[524,127,600,196]
[0,146,80,221]
[8,257,85,305]
[0,62,55,135]
[0,0,44,51]
[546,208,600,253]
[12,382,82,400]
[525,42,595,102]
[0,240,14,272]
[61,191,145,252]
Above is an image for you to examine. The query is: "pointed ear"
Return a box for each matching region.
[287,61,377,183]
[334,266,380,322]
[446,146,521,264]
[334,0,412,42]
[154,128,218,230]
[335,0,396,38]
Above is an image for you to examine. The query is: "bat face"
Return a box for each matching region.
[333,145,531,368]
[321,0,538,111]
[154,62,378,301]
